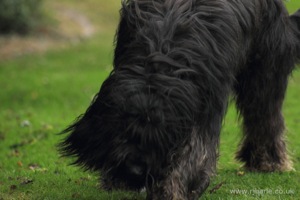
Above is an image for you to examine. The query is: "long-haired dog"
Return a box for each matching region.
[60,0,300,199]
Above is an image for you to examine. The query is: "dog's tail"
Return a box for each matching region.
[290,9,300,61]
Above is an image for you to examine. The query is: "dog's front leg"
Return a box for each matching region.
[166,128,219,200]
[147,116,222,200]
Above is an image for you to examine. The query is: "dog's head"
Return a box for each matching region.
[60,65,201,189]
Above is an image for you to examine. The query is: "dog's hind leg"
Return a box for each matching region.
[234,5,297,171]
[234,65,293,172]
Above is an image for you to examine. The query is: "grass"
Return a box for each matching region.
[0,1,300,199]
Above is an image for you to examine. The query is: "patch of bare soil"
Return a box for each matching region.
[0,5,95,60]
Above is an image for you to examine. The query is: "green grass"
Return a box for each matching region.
[0,1,300,199]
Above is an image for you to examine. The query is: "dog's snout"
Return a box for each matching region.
[126,158,146,177]
[129,164,144,176]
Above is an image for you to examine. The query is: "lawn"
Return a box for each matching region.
[0,1,300,200]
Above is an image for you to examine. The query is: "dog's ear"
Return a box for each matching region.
[290,9,300,60]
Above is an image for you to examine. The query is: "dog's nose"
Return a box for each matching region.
[129,164,144,176]
[126,158,146,176]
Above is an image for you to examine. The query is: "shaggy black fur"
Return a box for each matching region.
[60,0,300,199]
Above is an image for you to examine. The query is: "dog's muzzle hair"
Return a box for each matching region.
[61,60,203,189]
[59,0,300,199]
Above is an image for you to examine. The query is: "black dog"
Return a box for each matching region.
[60,0,300,199]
